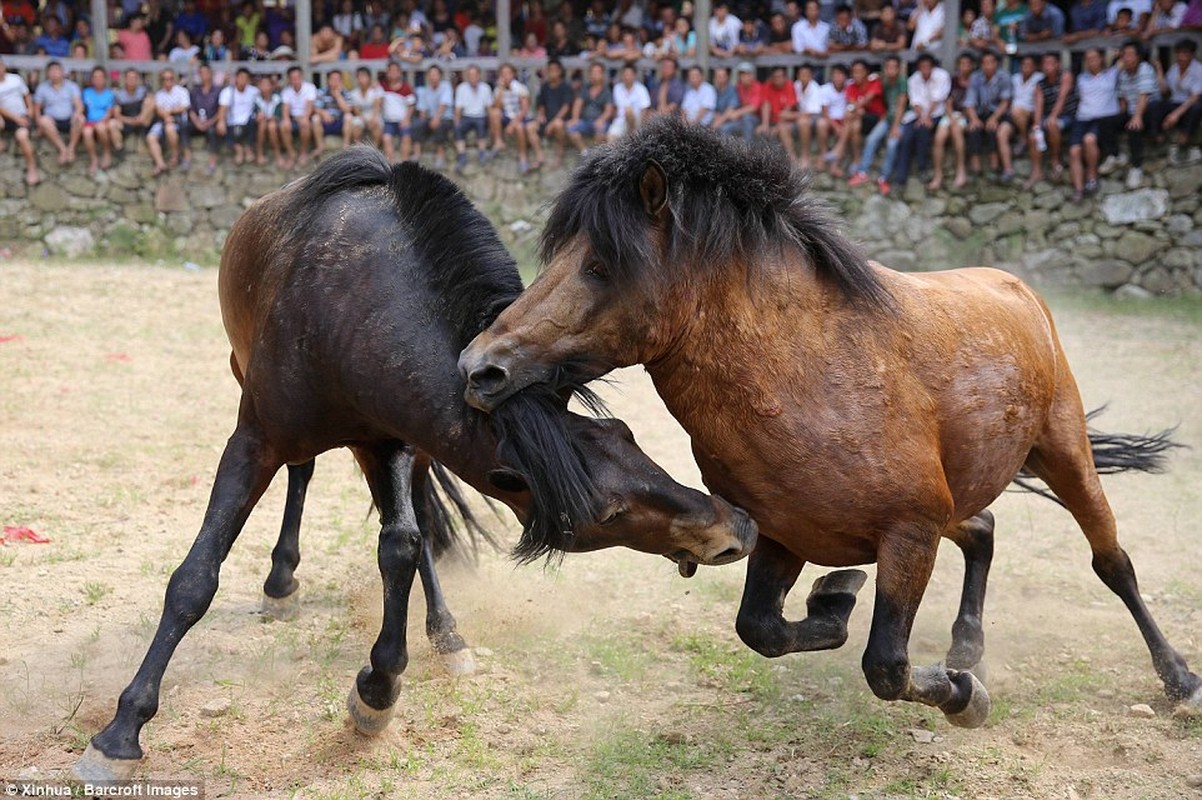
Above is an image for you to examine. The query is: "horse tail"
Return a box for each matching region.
[1010,406,1183,508]
[418,460,501,561]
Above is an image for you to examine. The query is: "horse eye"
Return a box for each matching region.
[583,261,609,281]
[598,504,625,525]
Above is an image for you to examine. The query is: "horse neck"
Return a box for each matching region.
[644,260,836,431]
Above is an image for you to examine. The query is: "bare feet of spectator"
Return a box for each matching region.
[1023,172,1041,189]
[88,159,99,177]
[57,149,70,166]
[151,164,166,176]
[298,153,310,167]
[953,172,968,190]
[926,176,942,191]
[26,168,40,186]
[275,155,287,169]
[257,154,268,166]
[100,155,112,170]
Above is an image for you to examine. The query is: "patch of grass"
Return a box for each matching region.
[580,723,726,800]
[584,632,655,682]
[670,632,781,701]
[83,581,112,605]
[0,551,17,567]
[1035,658,1108,705]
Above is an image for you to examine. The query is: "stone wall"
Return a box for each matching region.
[2,144,1200,295]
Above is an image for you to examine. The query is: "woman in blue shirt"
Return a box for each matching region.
[81,66,116,175]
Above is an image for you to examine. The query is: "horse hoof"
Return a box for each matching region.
[1174,685,1202,718]
[439,648,477,677]
[261,591,300,621]
[963,659,989,686]
[346,684,395,736]
[72,743,139,782]
[808,568,869,600]
[944,671,991,729]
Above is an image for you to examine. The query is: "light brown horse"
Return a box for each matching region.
[459,117,1202,725]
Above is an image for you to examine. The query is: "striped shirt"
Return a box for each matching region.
[1075,66,1119,121]
[1116,61,1157,107]
[1037,72,1077,119]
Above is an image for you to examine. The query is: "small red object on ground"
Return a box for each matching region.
[105,353,133,363]
[2,526,51,544]
[0,334,24,344]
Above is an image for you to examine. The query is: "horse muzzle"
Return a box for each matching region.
[670,498,758,578]
[459,341,537,411]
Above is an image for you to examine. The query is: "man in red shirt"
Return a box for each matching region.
[757,65,799,155]
[359,23,390,59]
[722,62,762,141]
[842,59,886,173]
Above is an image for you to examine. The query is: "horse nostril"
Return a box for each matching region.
[713,546,742,563]
[468,364,510,396]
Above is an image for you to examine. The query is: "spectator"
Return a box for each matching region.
[174,0,207,41]
[70,18,92,57]
[841,59,887,174]
[1107,0,1153,28]
[204,28,230,64]
[828,4,869,50]
[380,60,415,163]
[332,0,365,41]
[682,64,718,127]
[518,31,547,57]
[1027,51,1077,185]
[849,54,909,190]
[233,1,259,52]
[792,62,827,167]
[33,60,81,165]
[584,0,610,39]
[454,63,492,171]
[216,67,259,166]
[856,0,889,22]
[546,20,579,57]
[347,64,385,148]
[910,0,945,50]
[34,15,69,56]
[652,55,685,116]
[1182,0,1202,28]
[615,0,643,29]
[311,23,344,63]
[715,62,761,141]
[757,65,800,158]
[1065,0,1110,39]
[254,74,284,167]
[0,53,39,185]
[80,65,115,176]
[490,63,532,171]
[964,49,1014,180]
[896,0,923,22]
[312,69,351,155]
[999,52,1044,176]
[567,61,614,153]
[1114,39,1158,186]
[1021,0,1066,39]
[526,58,573,168]
[819,63,852,174]
[1143,0,1188,35]
[188,62,220,174]
[1104,7,1137,32]
[735,15,768,55]
[559,1,587,45]
[435,27,466,58]
[968,0,1005,48]
[792,0,830,56]
[870,4,908,50]
[117,13,152,60]
[995,0,1028,48]
[765,13,794,52]
[1068,47,1121,200]
[112,68,151,152]
[710,66,739,130]
[710,1,743,56]
[147,68,190,175]
[360,24,390,58]
[887,52,950,195]
[1150,39,1201,162]
[280,65,318,168]
[609,62,651,140]
[168,29,199,64]
[145,0,174,56]
[245,30,272,61]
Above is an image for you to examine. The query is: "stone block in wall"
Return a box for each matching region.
[1173,196,1199,215]
[1093,222,1122,239]
[943,217,973,240]
[1033,191,1062,210]
[1140,268,1175,294]
[1100,188,1169,225]
[165,212,195,236]
[995,212,1023,236]
[1164,248,1194,270]
[1165,214,1194,236]
[44,226,95,257]
[1077,259,1132,288]
[1164,164,1202,199]
[28,183,71,212]
[107,163,143,189]
[155,178,189,213]
[124,204,157,225]
[106,186,139,204]
[1113,231,1158,265]
[59,174,101,197]
[968,202,1007,225]
[1060,201,1091,221]
[209,205,243,230]
[187,183,228,209]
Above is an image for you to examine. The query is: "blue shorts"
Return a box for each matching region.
[454,116,488,142]
[382,120,410,138]
[321,116,343,136]
[567,118,603,137]
[1068,115,1117,147]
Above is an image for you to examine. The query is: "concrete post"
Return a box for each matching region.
[940,0,960,73]
[296,0,312,77]
[695,0,711,72]
[91,0,108,69]
[497,0,512,59]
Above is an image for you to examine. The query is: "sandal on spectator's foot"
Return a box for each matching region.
[1022,174,1041,189]
[1084,178,1098,195]
[151,164,167,176]
[998,170,1014,184]
[847,172,870,188]
[1049,164,1064,181]
[1072,190,1084,202]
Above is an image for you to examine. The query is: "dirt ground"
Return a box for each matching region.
[1,259,1200,800]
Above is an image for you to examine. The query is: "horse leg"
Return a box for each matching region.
[74,422,281,780]
[943,511,995,675]
[412,460,476,677]
[345,442,422,735]
[863,524,991,729]
[261,458,316,620]
[735,536,868,657]
[1026,388,1202,710]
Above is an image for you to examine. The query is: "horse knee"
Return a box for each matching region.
[163,559,219,626]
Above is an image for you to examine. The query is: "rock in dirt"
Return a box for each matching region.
[474,647,494,657]
[200,698,232,718]
[1128,703,1156,719]
[1185,774,1202,788]
[593,690,612,703]
[908,728,936,744]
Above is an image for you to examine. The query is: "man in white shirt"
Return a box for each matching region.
[681,65,718,126]
[1105,0,1152,26]
[792,0,830,56]
[147,68,191,175]
[909,0,945,50]
[610,63,651,140]
[454,64,494,172]
[489,63,533,172]
[412,64,453,167]
[793,63,827,168]
[709,1,743,56]
[280,65,318,167]
[346,65,384,146]
[0,55,41,185]
[1151,39,1202,164]
[1068,48,1120,200]
[885,52,949,192]
[216,67,261,166]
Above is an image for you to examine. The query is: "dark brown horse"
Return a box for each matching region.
[460,117,1201,725]
[74,148,757,781]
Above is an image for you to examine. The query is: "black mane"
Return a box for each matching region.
[287,147,599,562]
[540,116,892,308]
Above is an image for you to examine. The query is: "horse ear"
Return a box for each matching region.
[639,160,669,219]
[487,468,529,493]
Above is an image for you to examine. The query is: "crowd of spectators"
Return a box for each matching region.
[0,0,1199,194]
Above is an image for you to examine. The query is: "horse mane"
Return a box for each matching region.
[540,115,892,309]
[287,146,524,349]
[285,147,601,562]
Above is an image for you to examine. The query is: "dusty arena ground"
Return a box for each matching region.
[1,259,1200,800]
